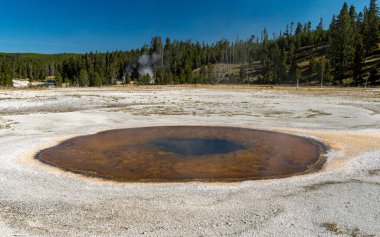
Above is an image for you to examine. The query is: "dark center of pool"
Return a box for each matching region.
[151,137,245,156]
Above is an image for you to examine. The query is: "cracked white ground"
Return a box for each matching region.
[0,86,379,236]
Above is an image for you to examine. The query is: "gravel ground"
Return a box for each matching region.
[0,86,379,236]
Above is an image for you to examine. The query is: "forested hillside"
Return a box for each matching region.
[1,0,379,87]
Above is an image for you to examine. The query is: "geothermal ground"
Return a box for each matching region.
[0,86,379,236]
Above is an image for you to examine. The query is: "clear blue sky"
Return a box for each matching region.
[0,0,368,53]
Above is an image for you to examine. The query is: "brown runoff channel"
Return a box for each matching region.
[36,126,327,182]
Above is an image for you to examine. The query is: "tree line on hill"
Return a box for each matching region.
[0,0,379,87]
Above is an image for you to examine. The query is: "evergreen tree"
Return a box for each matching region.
[295,22,303,35]
[310,57,319,82]
[5,73,12,87]
[369,65,379,85]
[185,67,192,84]
[28,74,34,84]
[277,48,288,83]
[93,72,102,87]
[179,68,185,84]
[55,73,63,87]
[64,77,69,86]
[79,69,89,87]
[162,72,173,84]
[295,68,301,88]
[353,11,366,85]
[125,73,131,85]
[151,36,163,54]
[317,18,324,30]
[329,3,356,85]
[365,0,380,53]
[140,73,151,85]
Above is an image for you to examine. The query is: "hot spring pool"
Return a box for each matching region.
[36,126,326,182]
